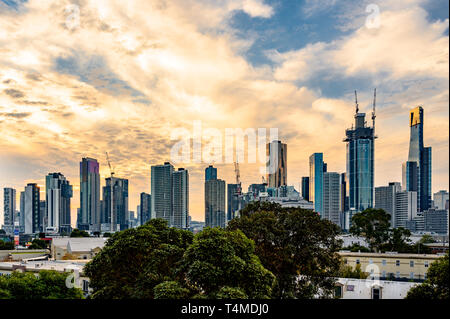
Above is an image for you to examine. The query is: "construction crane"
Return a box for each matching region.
[354,90,359,114]
[105,152,115,178]
[261,176,266,185]
[372,88,377,129]
[234,162,241,195]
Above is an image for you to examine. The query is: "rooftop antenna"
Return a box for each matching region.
[372,88,377,130]
[354,90,359,114]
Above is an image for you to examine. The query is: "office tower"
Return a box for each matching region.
[375,182,401,227]
[433,190,449,210]
[248,183,266,200]
[339,173,349,213]
[323,163,328,173]
[79,157,101,232]
[140,192,151,225]
[151,162,174,225]
[172,168,189,229]
[266,140,287,188]
[39,200,46,233]
[19,191,25,232]
[3,188,16,234]
[46,173,73,234]
[344,103,376,212]
[227,183,240,221]
[323,172,341,225]
[205,165,217,181]
[104,177,129,231]
[23,183,40,234]
[423,208,448,235]
[394,191,418,228]
[402,106,432,211]
[205,179,226,228]
[301,177,310,201]
[309,153,324,214]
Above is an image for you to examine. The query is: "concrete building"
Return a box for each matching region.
[375,182,401,227]
[46,173,73,235]
[151,162,174,225]
[172,168,189,229]
[3,188,16,235]
[323,172,341,226]
[79,158,101,232]
[205,179,226,228]
[394,191,418,229]
[103,177,129,232]
[423,208,448,235]
[51,237,107,260]
[309,153,324,215]
[140,192,151,226]
[266,140,287,188]
[433,190,449,210]
[334,278,418,299]
[23,183,40,235]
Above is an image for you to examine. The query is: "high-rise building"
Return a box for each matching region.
[205,165,217,182]
[23,183,40,234]
[19,191,25,232]
[205,179,226,228]
[309,153,324,214]
[433,190,449,210]
[104,177,129,232]
[39,200,46,233]
[266,140,287,188]
[394,191,418,229]
[46,173,73,234]
[301,177,310,201]
[344,107,376,212]
[140,192,151,225]
[227,183,240,221]
[172,168,189,229]
[248,183,266,200]
[375,182,401,227]
[339,173,349,213]
[151,162,174,225]
[423,208,448,235]
[402,106,432,211]
[323,172,341,225]
[79,158,101,232]
[3,188,16,234]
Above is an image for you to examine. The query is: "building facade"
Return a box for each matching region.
[23,183,40,234]
[433,190,449,210]
[323,172,341,226]
[151,162,174,225]
[140,192,151,226]
[394,191,418,229]
[103,177,129,232]
[301,177,310,201]
[46,173,73,234]
[79,158,101,232]
[3,188,16,235]
[266,140,287,188]
[205,179,226,228]
[375,182,401,227]
[309,153,324,215]
[172,168,189,229]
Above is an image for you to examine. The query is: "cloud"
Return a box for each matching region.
[3,88,25,98]
[0,111,31,118]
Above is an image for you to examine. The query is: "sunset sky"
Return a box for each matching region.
[0,0,448,224]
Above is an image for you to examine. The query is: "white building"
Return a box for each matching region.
[334,278,419,299]
[433,190,449,210]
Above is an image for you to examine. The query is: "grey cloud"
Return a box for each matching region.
[0,112,31,119]
[4,88,25,99]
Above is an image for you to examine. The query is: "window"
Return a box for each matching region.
[82,280,89,292]
[382,259,386,266]
[372,288,381,299]
[396,271,400,278]
[346,285,354,292]
[334,286,342,298]
[410,261,414,267]
[424,261,429,268]
[382,271,386,278]
[424,273,427,280]
[356,259,360,265]
[396,260,400,267]
[410,272,414,279]
[369,259,373,264]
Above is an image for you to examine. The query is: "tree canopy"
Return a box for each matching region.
[0,240,14,250]
[350,208,391,252]
[406,254,449,299]
[227,201,342,299]
[70,229,90,238]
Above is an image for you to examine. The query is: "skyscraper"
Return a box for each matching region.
[227,183,240,221]
[205,165,217,181]
[46,172,73,234]
[3,188,16,235]
[309,153,324,214]
[301,177,310,201]
[433,190,449,210]
[344,103,376,212]
[323,172,341,225]
[402,106,432,211]
[375,182,401,227]
[23,183,40,234]
[151,162,174,225]
[79,158,101,232]
[395,191,418,228]
[266,140,287,188]
[172,168,189,229]
[205,179,226,228]
[140,192,151,225]
[104,177,129,232]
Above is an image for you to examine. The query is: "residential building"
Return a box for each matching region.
[140,192,151,225]
[23,183,40,234]
[205,165,217,181]
[45,173,73,234]
[395,191,418,229]
[103,177,129,232]
[309,153,324,215]
[266,140,287,188]
[172,168,189,229]
[205,179,226,228]
[323,172,341,226]
[433,190,449,210]
[151,162,174,225]
[3,188,16,235]
[79,158,101,232]
[227,183,240,221]
[423,208,448,235]
[375,182,401,227]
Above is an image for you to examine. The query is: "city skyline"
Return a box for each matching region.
[1,0,449,223]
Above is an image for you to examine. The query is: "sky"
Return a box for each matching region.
[0,0,448,224]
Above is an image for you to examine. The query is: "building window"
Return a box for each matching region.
[424,261,429,268]
[82,280,89,292]
[372,288,381,299]
[410,261,414,267]
[356,259,360,265]
[396,260,400,267]
[396,271,400,278]
[369,259,373,264]
[424,273,427,280]
[382,271,386,278]
[382,259,386,266]
[334,286,342,298]
[410,272,414,279]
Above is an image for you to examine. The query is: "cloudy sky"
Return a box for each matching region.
[0,0,448,224]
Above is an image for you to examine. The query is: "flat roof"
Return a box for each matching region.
[338,251,442,259]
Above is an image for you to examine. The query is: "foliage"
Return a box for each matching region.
[419,234,436,244]
[84,219,193,299]
[103,232,112,238]
[28,239,48,250]
[406,254,449,299]
[215,286,248,299]
[227,201,342,299]
[180,227,275,299]
[153,281,190,299]
[0,270,83,299]
[379,227,411,252]
[70,229,90,238]
[342,243,371,253]
[350,208,391,252]
[0,240,14,250]
[338,263,368,279]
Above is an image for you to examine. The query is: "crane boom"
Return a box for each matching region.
[372,88,376,127]
[234,162,241,195]
[105,152,114,177]
[354,90,359,114]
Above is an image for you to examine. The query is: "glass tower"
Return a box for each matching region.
[205,165,217,181]
[151,162,174,225]
[79,158,100,232]
[172,168,189,229]
[403,106,432,211]
[309,153,324,214]
[344,111,376,212]
[46,172,72,234]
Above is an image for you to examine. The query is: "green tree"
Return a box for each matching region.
[350,208,391,252]
[70,229,90,238]
[227,202,342,299]
[180,227,275,299]
[419,234,436,244]
[406,254,449,299]
[342,243,371,252]
[0,270,83,299]
[338,263,368,279]
[84,219,193,299]
[0,240,14,250]
[153,281,190,299]
[380,227,411,252]
[28,239,48,250]
[215,286,248,299]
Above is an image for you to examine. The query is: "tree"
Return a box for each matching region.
[338,263,368,279]
[227,202,342,299]
[406,254,449,299]
[70,229,90,238]
[84,218,193,299]
[28,239,48,250]
[153,281,190,299]
[180,227,275,299]
[350,208,391,252]
[342,243,371,252]
[419,234,436,244]
[0,240,14,250]
[380,227,411,252]
[0,270,83,299]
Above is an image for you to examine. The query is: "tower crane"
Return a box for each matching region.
[234,162,241,195]
[105,152,115,178]
[372,88,377,130]
[354,90,359,114]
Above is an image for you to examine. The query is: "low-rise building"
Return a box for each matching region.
[334,278,418,299]
[51,237,106,260]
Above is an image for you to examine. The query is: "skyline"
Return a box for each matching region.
[0,0,449,223]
